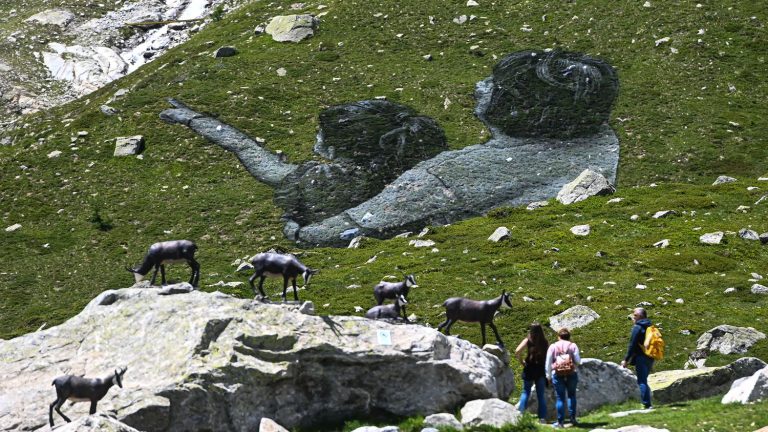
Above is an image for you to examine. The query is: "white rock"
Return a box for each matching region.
[738,229,759,241]
[460,398,521,428]
[607,197,624,203]
[570,224,590,236]
[700,232,724,245]
[675,298,684,304]
[653,239,669,248]
[652,210,676,219]
[47,150,62,158]
[713,175,737,185]
[630,214,640,221]
[466,0,480,5]
[549,305,599,330]
[409,239,435,248]
[655,36,670,46]
[752,284,768,294]
[724,288,737,294]
[556,169,614,205]
[5,224,22,232]
[554,299,563,306]
[424,413,463,429]
[636,284,647,290]
[722,366,768,404]
[643,0,652,6]
[260,417,290,432]
[526,200,549,210]
[453,15,468,24]
[114,135,145,156]
[488,226,510,242]
[276,67,287,76]
[523,296,534,302]
[751,273,762,280]
[25,9,75,27]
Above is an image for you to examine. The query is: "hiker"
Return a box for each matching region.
[545,327,581,428]
[620,307,654,409]
[514,322,549,423]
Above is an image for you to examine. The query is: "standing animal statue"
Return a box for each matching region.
[49,367,127,426]
[365,294,408,321]
[126,240,200,287]
[248,252,318,302]
[437,291,513,347]
[373,274,417,321]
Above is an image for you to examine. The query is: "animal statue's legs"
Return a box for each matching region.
[189,258,201,287]
[481,323,487,346]
[89,401,97,415]
[489,322,504,347]
[159,265,166,285]
[150,265,160,285]
[292,277,299,301]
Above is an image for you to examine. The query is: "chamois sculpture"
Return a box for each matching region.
[248,252,318,302]
[373,274,417,321]
[49,367,127,426]
[126,240,200,287]
[437,291,512,347]
[365,294,408,321]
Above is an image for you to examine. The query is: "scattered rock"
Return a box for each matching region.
[738,229,759,241]
[652,210,676,219]
[526,200,549,210]
[348,236,365,249]
[266,15,319,43]
[751,284,768,294]
[25,9,75,27]
[114,135,145,156]
[409,239,435,248]
[760,233,768,244]
[467,0,480,5]
[260,417,290,432]
[100,105,119,116]
[5,223,22,232]
[453,15,468,24]
[630,214,640,221]
[460,398,521,428]
[699,232,724,245]
[214,46,238,58]
[696,325,766,355]
[158,283,195,295]
[653,239,669,248]
[607,197,624,203]
[722,366,768,404]
[713,175,737,185]
[423,413,462,430]
[724,287,737,294]
[488,226,510,242]
[556,169,615,205]
[549,305,599,330]
[650,357,767,403]
[570,224,590,236]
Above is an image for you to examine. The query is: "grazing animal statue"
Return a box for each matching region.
[373,274,418,320]
[49,367,127,426]
[248,252,318,301]
[437,291,513,347]
[126,240,200,287]
[365,294,408,320]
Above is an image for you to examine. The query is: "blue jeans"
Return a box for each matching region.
[635,355,654,408]
[518,376,547,419]
[552,373,578,424]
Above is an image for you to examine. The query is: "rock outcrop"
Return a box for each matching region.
[649,357,767,403]
[265,15,320,42]
[522,359,639,418]
[0,287,514,431]
[549,305,600,330]
[56,414,140,432]
[556,169,615,205]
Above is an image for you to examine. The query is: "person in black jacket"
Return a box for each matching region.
[620,307,654,409]
[514,322,549,423]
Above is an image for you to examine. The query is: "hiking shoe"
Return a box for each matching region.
[552,422,565,428]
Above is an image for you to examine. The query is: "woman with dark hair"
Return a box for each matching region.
[514,322,549,423]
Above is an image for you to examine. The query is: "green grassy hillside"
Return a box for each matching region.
[1,1,767,428]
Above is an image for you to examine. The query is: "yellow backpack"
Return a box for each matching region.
[642,325,664,361]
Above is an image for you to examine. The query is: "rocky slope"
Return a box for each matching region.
[0,0,241,129]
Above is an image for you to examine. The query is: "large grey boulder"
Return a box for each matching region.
[266,15,319,42]
[56,414,140,432]
[0,288,513,431]
[423,413,463,430]
[523,359,639,418]
[549,305,600,330]
[42,44,128,97]
[722,366,768,404]
[477,50,619,138]
[648,357,767,403]
[696,325,766,354]
[460,398,521,428]
[699,231,724,245]
[557,169,615,205]
[25,9,75,27]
